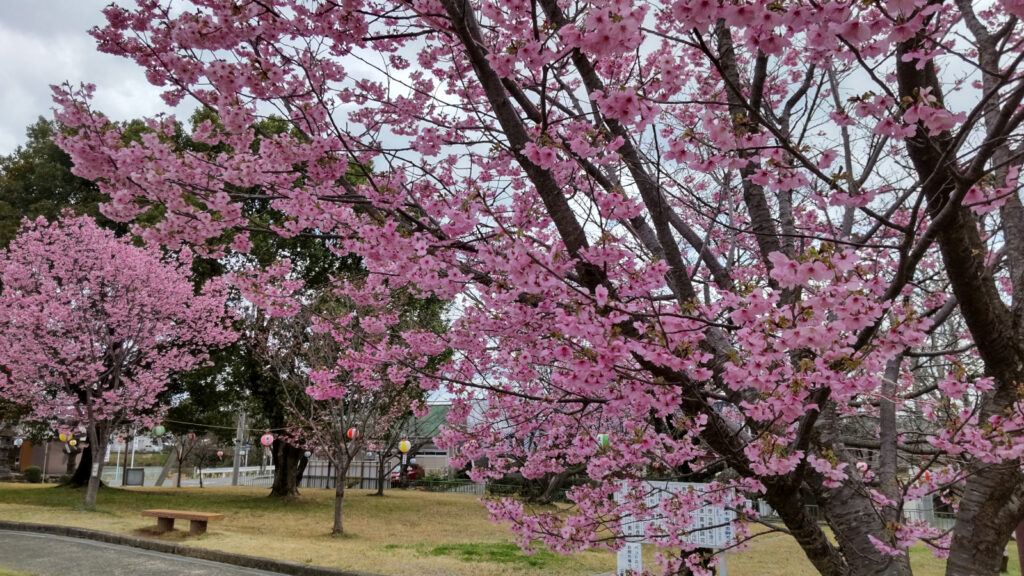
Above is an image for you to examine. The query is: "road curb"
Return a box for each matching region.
[0,521,383,576]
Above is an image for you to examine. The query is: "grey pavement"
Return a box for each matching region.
[0,530,288,576]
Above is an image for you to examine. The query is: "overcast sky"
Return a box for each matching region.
[0,1,182,155]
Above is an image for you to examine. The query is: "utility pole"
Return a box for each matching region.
[231,409,245,486]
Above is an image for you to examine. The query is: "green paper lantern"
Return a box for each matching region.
[597,433,610,449]
[152,425,166,437]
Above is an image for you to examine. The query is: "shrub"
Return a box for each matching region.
[24,466,42,483]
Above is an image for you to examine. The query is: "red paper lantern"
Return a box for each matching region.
[347,428,359,440]
[217,450,224,458]
[260,433,274,446]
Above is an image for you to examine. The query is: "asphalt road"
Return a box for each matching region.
[0,530,288,576]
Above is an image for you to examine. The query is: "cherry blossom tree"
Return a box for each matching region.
[51,0,1024,573]
[252,274,446,532]
[0,215,234,506]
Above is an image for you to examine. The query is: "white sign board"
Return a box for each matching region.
[616,482,740,575]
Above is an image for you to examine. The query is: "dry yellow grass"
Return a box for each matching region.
[0,483,612,576]
[0,483,1018,576]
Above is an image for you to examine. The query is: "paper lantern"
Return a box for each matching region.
[152,425,166,436]
[188,432,196,441]
[217,450,224,458]
[597,433,610,449]
[398,439,411,453]
[13,438,23,447]
[260,433,274,446]
[304,451,312,458]
[59,432,70,443]
[347,428,359,440]
[68,439,77,447]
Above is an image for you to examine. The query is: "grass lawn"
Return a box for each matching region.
[0,483,1018,576]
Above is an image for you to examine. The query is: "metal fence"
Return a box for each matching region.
[757,499,956,530]
[224,463,393,490]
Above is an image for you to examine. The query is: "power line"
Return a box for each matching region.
[159,418,288,433]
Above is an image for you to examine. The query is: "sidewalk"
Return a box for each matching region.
[0,530,288,576]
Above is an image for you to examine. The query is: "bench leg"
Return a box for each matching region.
[189,520,208,536]
[155,517,175,533]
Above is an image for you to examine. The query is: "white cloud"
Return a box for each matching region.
[0,1,188,155]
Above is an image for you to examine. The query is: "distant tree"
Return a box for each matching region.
[0,215,235,506]
[0,118,120,248]
[253,276,447,532]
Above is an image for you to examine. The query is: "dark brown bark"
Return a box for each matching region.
[537,469,570,504]
[1015,521,1024,574]
[66,444,89,487]
[818,479,912,576]
[375,455,388,496]
[894,28,1024,576]
[764,485,849,576]
[269,439,304,498]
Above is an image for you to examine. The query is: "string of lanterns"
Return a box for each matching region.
[34,425,419,461]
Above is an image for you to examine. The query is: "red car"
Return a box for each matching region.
[390,463,424,482]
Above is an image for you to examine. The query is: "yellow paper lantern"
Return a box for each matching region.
[399,439,411,453]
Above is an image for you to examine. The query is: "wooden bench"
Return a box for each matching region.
[141,509,225,535]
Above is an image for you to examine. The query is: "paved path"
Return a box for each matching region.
[0,530,288,576]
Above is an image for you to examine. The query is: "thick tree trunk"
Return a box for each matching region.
[946,463,1022,576]
[269,439,303,498]
[296,454,308,486]
[83,429,106,508]
[67,446,91,487]
[536,470,570,504]
[765,486,849,576]
[65,446,80,476]
[891,35,1024,576]
[1015,521,1024,574]
[819,479,912,576]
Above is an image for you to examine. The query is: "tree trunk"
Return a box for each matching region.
[332,456,351,535]
[333,477,345,534]
[269,439,303,498]
[154,450,174,487]
[536,470,570,504]
[83,428,106,508]
[65,445,80,476]
[1015,520,1024,575]
[66,446,91,487]
[176,450,184,488]
[945,462,1022,576]
[375,456,387,496]
[296,453,308,486]
[764,486,849,576]
[819,478,913,576]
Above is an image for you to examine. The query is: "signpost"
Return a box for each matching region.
[616,482,740,576]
